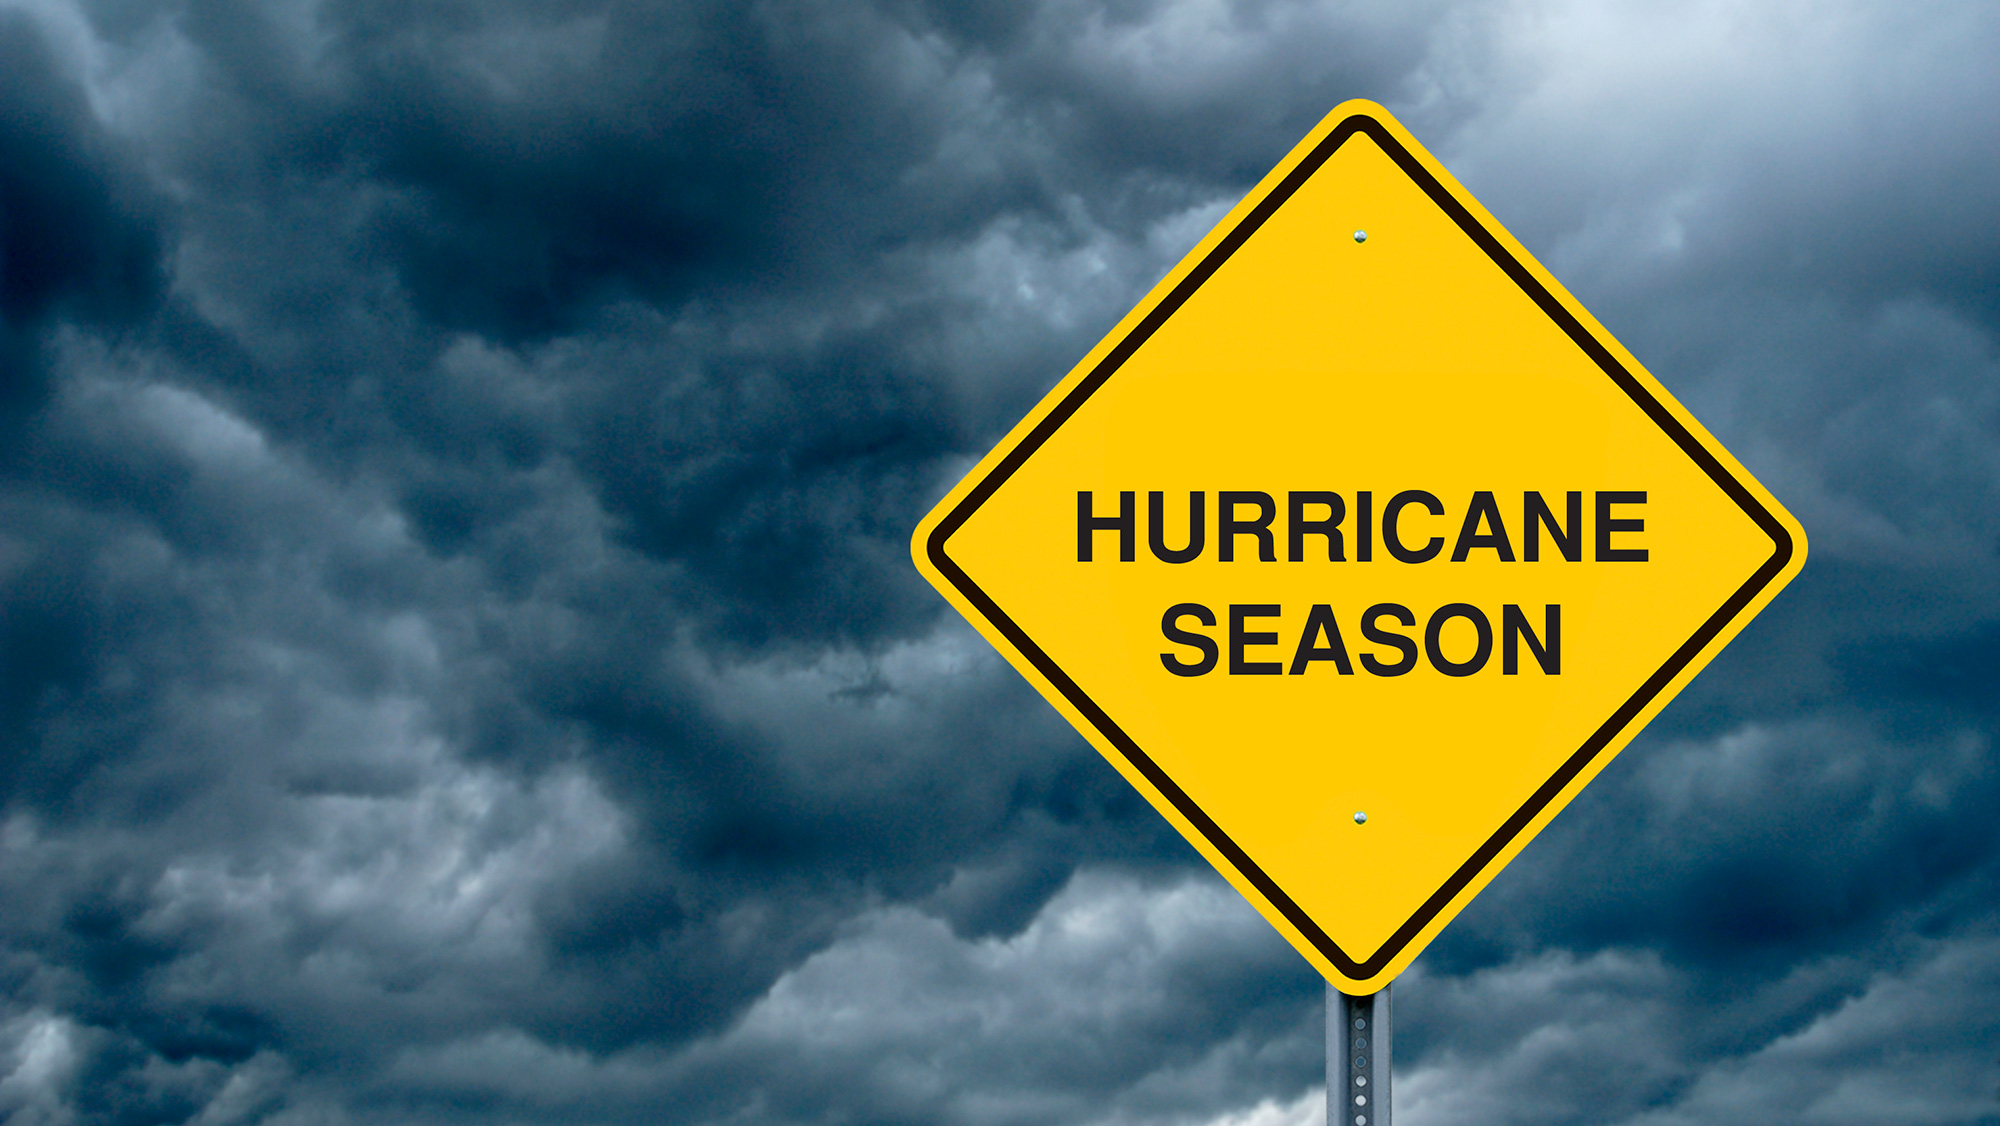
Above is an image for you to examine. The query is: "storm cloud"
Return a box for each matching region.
[1,0,1998,1122]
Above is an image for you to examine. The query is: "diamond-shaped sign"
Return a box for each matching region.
[912,101,1805,992]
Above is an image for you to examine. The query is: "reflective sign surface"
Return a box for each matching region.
[913,101,1805,992]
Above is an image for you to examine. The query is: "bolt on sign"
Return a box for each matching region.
[911,100,1806,993]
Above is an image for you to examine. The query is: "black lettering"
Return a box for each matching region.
[1149,491,1205,563]
[1160,603,1218,676]
[1218,491,1277,562]
[1287,491,1346,562]
[1288,604,1354,675]
[1078,491,1135,562]
[1595,491,1648,561]
[1425,603,1493,676]
[1383,490,1445,563]
[1503,604,1561,674]
[1451,490,1516,561]
[1359,603,1418,676]
[1524,491,1582,562]
[1356,491,1373,562]
[1230,604,1283,675]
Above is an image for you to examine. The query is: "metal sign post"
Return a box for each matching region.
[1330,985,1389,1126]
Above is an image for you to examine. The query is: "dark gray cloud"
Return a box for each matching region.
[0,10,161,418]
[1,0,1998,1122]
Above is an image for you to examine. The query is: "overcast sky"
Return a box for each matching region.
[2,0,1998,1123]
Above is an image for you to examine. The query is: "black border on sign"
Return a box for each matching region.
[923,114,1796,981]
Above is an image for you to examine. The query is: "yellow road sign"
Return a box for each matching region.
[911,100,1805,993]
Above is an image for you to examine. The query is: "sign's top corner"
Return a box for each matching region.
[1327,97,1390,120]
